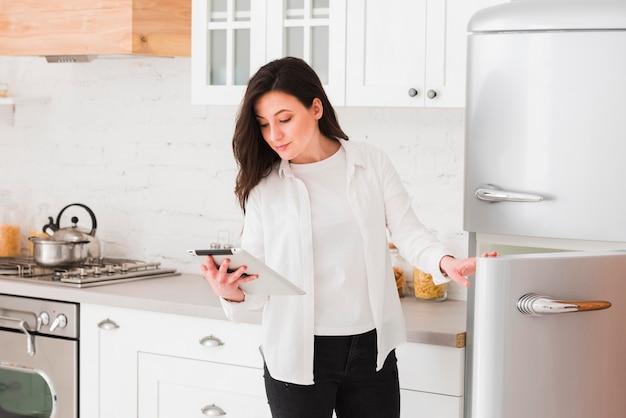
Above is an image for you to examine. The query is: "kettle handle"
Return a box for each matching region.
[55,203,98,237]
[42,216,59,235]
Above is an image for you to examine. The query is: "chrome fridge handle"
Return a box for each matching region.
[517,293,612,316]
[475,184,543,202]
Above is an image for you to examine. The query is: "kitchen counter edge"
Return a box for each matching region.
[0,274,467,348]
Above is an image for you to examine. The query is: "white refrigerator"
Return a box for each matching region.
[463,1,626,417]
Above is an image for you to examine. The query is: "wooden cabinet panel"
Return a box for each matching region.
[0,0,190,56]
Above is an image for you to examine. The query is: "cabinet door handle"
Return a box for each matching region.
[199,335,225,347]
[201,404,226,416]
[427,89,437,99]
[408,88,418,97]
[97,318,120,330]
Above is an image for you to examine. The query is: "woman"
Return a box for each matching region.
[200,56,495,418]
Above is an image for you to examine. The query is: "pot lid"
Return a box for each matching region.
[52,228,90,243]
[468,0,626,33]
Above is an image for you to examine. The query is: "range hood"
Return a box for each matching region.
[0,0,191,62]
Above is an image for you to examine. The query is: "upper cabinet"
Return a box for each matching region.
[266,0,346,105]
[345,0,508,108]
[191,0,267,105]
[0,0,191,58]
[191,0,346,105]
[191,0,507,107]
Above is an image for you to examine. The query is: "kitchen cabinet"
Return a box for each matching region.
[345,0,508,107]
[397,342,465,418]
[80,301,465,418]
[80,304,267,418]
[0,0,191,58]
[191,0,346,105]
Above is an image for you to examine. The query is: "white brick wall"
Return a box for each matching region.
[0,56,469,299]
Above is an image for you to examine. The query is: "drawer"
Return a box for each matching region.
[401,389,463,418]
[138,352,270,418]
[96,305,263,368]
[396,342,465,396]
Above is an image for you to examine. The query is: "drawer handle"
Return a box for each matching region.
[97,318,120,330]
[199,335,224,347]
[201,404,226,416]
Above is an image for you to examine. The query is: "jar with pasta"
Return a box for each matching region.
[0,191,21,257]
[413,267,447,302]
[389,243,407,297]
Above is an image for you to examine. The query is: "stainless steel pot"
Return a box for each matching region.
[29,236,90,267]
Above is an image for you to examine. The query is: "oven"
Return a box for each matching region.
[0,294,78,418]
[0,256,179,417]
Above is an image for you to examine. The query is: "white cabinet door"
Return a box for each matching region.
[396,342,465,418]
[424,0,508,107]
[396,342,465,396]
[191,0,267,105]
[345,0,427,107]
[138,353,270,418]
[80,304,263,418]
[345,0,508,108]
[401,389,463,418]
[80,305,138,418]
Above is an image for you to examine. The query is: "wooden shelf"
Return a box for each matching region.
[0,97,50,125]
[0,97,49,106]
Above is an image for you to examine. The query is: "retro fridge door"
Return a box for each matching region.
[468,251,626,418]
[464,26,626,242]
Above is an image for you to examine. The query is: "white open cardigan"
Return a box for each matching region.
[220,139,450,385]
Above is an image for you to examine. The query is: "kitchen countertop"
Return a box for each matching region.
[0,274,467,348]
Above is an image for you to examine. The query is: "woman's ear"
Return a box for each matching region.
[311,97,324,120]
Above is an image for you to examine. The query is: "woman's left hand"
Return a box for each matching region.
[439,251,498,288]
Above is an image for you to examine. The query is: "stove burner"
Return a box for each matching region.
[0,256,179,287]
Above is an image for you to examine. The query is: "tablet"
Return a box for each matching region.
[188,248,305,296]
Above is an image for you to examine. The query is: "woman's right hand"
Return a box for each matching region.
[199,256,258,303]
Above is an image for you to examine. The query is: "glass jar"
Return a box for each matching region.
[389,243,407,297]
[413,267,447,302]
[0,191,21,256]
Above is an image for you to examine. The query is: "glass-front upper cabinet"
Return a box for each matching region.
[192,0,346,105]
[266,0,346,105]
[191,0,267,105]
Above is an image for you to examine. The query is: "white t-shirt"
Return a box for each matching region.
[291,147,375,335]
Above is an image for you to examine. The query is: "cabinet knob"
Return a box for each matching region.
[97,318,120,330]
[199,335,225,347]
[427,89,437,99]
[201,404,226,416]
[408,88,418,97]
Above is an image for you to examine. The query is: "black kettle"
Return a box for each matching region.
[43,203,101,259]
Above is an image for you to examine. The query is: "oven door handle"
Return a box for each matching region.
[0,315,36,356]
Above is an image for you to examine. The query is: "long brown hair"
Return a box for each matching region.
[232,57,349,212]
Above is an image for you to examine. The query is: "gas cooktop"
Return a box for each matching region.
[0,256,179,288]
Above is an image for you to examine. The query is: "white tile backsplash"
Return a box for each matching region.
[0,56,469,299]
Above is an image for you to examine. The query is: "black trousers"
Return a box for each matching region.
[264,329,401,418]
